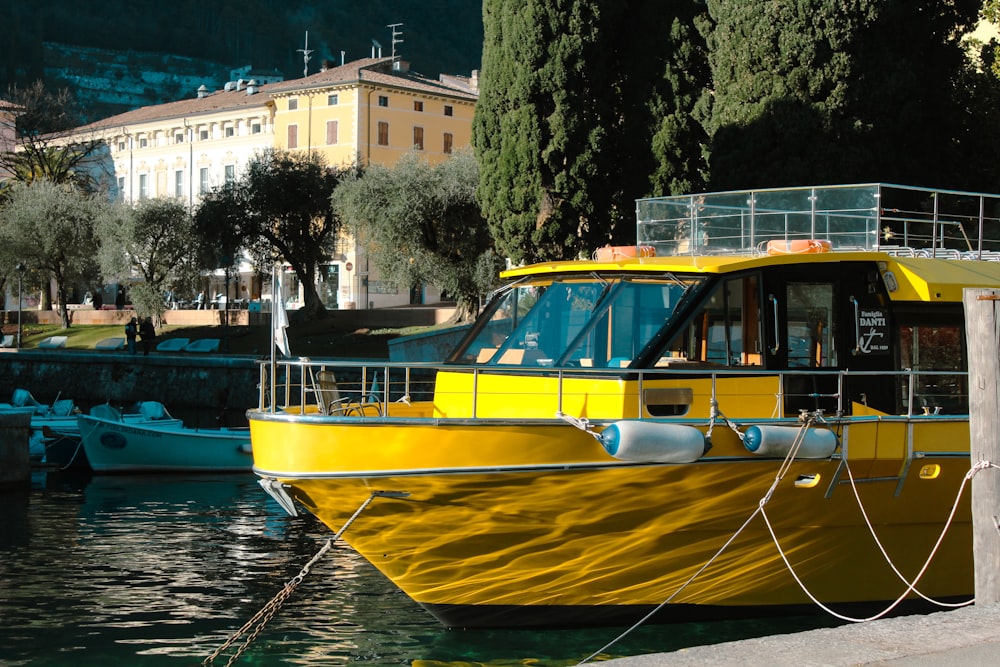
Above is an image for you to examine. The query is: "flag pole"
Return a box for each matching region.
[269,264,277,413]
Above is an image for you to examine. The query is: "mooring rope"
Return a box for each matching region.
[203,490,407,666]
[577,415,815,664]
[760,458,998,623]
[580,412,998,663]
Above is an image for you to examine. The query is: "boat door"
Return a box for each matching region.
[761,262,895,415]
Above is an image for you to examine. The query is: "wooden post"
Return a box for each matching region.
[963,287,1000,604]
[0,412,31,486]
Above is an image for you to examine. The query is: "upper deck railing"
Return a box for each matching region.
[635,183,1000,259]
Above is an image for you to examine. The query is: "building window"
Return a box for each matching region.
[413,126,424,150]
[444,105,454,116]
[175,170,184,198]
[224,164,236,185]
[288,98,298,110]
[414,100,423,112]
[200,130,209,140]
[326,120,338,145]
[443,132,453,154]
[328,94,339,105]
[251,123,261,134]
[117,176,125,197]
[138,174,148,199]
[225,126,235,137]
[139,138,148,148]
[175,133,184,144]
[288,125,298,149]
[118,141,126,151]
[199,167,210,194]
[377,121,389,146]
[378,95,389,107]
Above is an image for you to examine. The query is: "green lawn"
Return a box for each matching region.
[15,323,195,349]
[8,321,410,358]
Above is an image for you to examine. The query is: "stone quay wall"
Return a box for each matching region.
[0,350,261,428]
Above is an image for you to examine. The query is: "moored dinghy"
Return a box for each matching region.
[78,407,251,473]
[249,183,993,628]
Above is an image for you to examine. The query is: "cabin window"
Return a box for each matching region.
[662,275,761,366]
[458,276,702,367]
[786,283,836,368]
[899,324,966,414]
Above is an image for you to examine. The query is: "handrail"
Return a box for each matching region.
[253,358,968,422]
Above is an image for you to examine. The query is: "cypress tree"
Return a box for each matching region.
[706,0,982,190]
[474,1,709,264]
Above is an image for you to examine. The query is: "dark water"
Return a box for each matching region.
[0,473,841,666]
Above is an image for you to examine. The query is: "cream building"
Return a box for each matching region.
[70,56,478,310]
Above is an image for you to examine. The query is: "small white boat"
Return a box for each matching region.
[42,402,185,470]
[77,412,252,473]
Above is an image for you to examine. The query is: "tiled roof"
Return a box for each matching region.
[72,57,477,134]
[0,98,24,113]
[267,57,479,101]
[75,83,276,133]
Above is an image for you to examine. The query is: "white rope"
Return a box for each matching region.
[556,411,604,442]
[760,459,997,623]
[578,416,815,664]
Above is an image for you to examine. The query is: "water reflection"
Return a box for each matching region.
[0,472,841,666]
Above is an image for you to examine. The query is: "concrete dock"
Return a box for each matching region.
[601,604,1000,666]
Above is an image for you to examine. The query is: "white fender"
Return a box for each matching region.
[599,421,706,463]
[743,425,837,459]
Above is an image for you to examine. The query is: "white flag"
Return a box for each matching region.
[274,272,291,357]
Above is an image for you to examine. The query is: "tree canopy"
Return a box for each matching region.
[475,1,1000,262]
[474,0,709,264]
[0,81,108,193]
[332,150,499,322]
[0,179,106,327]
[705,0,986,191]
[194,149,349,319]
[97,197,199,320]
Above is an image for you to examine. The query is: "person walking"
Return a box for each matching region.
[139,317,156,355]
[124,317,138,355]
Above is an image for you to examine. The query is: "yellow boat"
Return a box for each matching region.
[249,183,998,628]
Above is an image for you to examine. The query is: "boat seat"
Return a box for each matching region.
[315,370,351,415]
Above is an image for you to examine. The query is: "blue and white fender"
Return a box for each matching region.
[599,421,706,463]
[743,424,837,459]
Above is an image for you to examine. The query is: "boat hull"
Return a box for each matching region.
[251,415,973,628]
[79,415,252,473]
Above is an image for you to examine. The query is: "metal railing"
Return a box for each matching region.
[255,359,968,422]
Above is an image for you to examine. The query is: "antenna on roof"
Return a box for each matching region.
[388,23,404,61]
[297,31,313,77]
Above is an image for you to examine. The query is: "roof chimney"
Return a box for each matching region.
[246,79,258,95]
[197,84,209,99]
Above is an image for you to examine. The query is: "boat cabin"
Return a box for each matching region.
[450,184,1000,417]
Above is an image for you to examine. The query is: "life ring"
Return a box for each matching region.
[594,245,656,261]
[766,239,832,255]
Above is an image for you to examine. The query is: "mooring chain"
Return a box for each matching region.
[204,490,408,666]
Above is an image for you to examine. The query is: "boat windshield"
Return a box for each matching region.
[455,274,704,367]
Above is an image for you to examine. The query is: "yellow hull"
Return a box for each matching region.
[250,413,973,627]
